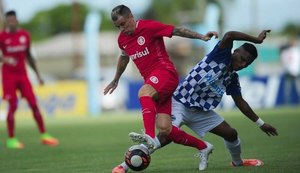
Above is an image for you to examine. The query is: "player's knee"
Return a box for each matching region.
[224,128,238,142]
[8,99,18,112]
[138,84,158,99]
[157,124,172,136]
[28,102,38,110]
[156,114,172,135]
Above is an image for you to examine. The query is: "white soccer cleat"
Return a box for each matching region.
[128,132,157,150]
[197,141,213,171]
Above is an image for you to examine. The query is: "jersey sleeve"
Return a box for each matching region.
[117,37,128,57]
[120,49,128,57]
[146,20,174,38]
[206,41,232,64]
[226,73,242,96]
[0,33,4,51]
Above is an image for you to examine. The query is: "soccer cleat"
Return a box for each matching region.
[196,141,213,171]
[6,138,25,149]
[112,165,127,173]
[128,132,157,150]
[41,133,59,146]
[231,159,264,167]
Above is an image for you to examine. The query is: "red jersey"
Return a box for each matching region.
[118,20,176,78]
[0,29,30,75]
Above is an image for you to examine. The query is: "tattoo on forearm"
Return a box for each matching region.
[116,57,128,77]
[173,27,202,39]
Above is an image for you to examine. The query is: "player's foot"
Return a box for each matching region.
[112,165,127,173]
[41,133,59,146]
[231,159,264,167]
[6,137,25,149]
[197,141,213,171]
[128,132,158,150]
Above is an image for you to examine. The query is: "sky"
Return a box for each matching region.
[3,0,151,21]
[3,0,300,32]
[221,0,300,32]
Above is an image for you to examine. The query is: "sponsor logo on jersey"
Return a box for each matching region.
[137,36,145,45]
[7,45,27,53]
[150,76,159,84]
[205,74,225,96]
[129,47,150,60]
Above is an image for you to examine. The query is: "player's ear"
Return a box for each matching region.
[128,13,134,19]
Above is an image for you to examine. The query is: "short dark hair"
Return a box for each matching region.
[111,5,131,21]
[241,42,258,59]
[5,10,16,17]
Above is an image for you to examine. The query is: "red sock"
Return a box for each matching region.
[7,111,15,138]
[167,126,207,150]
[139,96,156,138]
[7,99,17,138]
[31,105,45,133]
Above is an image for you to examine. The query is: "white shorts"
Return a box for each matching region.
[171,98,224,138]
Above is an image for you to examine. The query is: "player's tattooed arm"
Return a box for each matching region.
[172,27,203,39]
[115,54,129,81]
[104,53,129,95]
[172,27,218,41]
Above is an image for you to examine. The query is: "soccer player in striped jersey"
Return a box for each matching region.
[112,30,278,172]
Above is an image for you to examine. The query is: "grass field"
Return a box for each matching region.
[0,106,299,173]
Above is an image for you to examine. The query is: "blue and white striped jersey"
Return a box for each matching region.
[173,42,242,111]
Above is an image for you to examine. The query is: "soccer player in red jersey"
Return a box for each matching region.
[104,5,218,171]
[0,10,59,149]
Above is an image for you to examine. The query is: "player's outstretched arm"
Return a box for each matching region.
[232,95,278,136]
[219,30,271,49]
[103,54,129,95]
[172,26,218,41]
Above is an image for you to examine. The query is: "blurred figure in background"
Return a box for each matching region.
[279,38,300,105]
[0,10,59,149]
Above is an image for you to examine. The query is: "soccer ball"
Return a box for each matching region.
[125,145,151,171]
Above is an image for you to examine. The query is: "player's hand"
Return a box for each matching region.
[103,79,118,95]
[38,77,44,86]
[202,31,219,41]
[257,30,271,43]
[260,123,278,136]
[4,57,17,66]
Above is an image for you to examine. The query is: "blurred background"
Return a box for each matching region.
[0,0,299,118]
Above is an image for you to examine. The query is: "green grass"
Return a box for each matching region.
[0,106,299,173]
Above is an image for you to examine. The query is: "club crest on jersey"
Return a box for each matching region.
[137,36,145,45]
[150,76,159,84]
[19,36,26,43]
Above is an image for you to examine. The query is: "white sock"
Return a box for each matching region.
[120,162,129,170]
[224,138,243,166]
[153,136,161,149]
